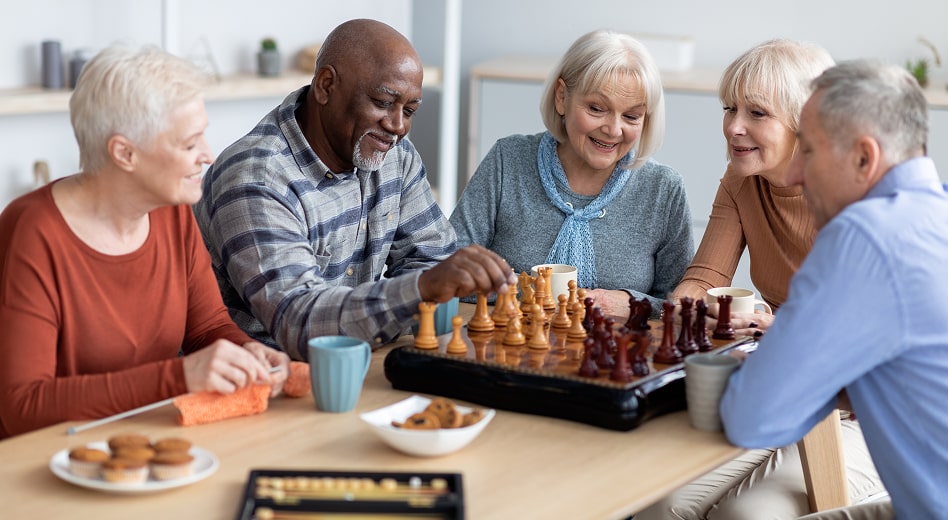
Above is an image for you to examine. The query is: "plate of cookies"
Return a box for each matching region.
[49,433,219,493]
[360,395,495,457]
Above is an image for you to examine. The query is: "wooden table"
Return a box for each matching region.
[0,337,744,520]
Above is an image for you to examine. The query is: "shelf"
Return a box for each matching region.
[470,55,948,109]
[0,66,442,117]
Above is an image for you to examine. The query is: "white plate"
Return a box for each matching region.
[360,395,495,457]
[49,442,219,494]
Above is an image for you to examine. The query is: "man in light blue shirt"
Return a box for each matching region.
[720,60,948,519]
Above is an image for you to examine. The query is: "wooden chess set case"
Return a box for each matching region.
[235,469,464,519]
[383,336,754,432]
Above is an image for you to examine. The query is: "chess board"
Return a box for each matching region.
[384,317,755,431]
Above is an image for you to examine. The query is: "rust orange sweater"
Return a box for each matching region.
[673,172,816,309]
[0,182,251,438]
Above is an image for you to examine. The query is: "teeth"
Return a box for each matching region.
[591,137,615,148]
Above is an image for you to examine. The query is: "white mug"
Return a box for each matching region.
[705,287,772,315]
[530,264,578,301]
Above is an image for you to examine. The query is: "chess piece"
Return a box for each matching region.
[653,301,683,364]
[610,330,633,383]
[675,297,698,356]
[541,266,556,312]
[595,327,615,369]
[578,337,599,377]
[582,297,596,332]
[505,283,521,320]
[712,295,736,340]
[552,294,572,329]
[413,301,439,350]
[502,309,526,346]
[491,288,510,327]
[533,267,549,314]
[694,299,714,352]
[566,279,578,316]
[468,292,495,332]
[446,315,468,355]
[519,272,536,314]
[629,330,650,376]
[527,304,550,350]
[566,300,588,342]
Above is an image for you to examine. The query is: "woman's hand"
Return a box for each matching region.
[243,341,291,397]
[182,339,275,395]
[585,288,633,320]
[704,310,775,338]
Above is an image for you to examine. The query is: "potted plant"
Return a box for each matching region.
[257,37,281,77]
[906,36,940,89]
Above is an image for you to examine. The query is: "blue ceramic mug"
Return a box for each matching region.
[307,336,371,413]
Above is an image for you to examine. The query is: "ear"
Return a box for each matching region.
[311,65,336,105]
[554,78,567,117]
[107,135,136,172]
[852,135,882,184]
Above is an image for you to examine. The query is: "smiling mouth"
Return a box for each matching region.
[590,137,617,149]
[732,146,758,152]
[368,132,397,151]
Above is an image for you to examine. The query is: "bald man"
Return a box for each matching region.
[195,19,515,361]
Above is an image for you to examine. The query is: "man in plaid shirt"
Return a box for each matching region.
[194,19,514,361]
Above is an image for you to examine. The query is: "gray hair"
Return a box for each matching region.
[539,30,665,170]
[70,44,209,173]
[811,60,928,164]
[719,39,835,133]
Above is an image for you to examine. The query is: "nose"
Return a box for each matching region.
[199,137,215,165]
[383,109,408,136]
[724,112,746,136]
[601,113,622,138]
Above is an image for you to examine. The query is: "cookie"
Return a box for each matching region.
[461,409,485,427]
[398,411,441,429]
[425,398,463,428]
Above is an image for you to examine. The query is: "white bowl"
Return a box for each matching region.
[360,395,495,457]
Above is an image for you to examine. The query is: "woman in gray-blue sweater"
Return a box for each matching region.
[450,29,694,319]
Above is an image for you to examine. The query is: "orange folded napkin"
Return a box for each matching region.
[173,384,271,426]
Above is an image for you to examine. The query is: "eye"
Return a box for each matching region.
[588,104,605,113]
[403,106,416,118]
[373,98,392,109]
[751,109,768,118]
[722,106,736,114]
[623,113,643,123]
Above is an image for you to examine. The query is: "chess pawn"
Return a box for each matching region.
[551,294,572,329]
[446,315,468,355]
[502,308,526,346]
[578,337,599,378]
[527,304,550,350]
[712,295,736,340]
[566,279,578,316]
[675,297,698,356]
[566,300,588,342]
[694,299,714,352]
[468,292,495,332]
[629,331,651,376]
[610,330,633,383]
[582,297,596,332]
[491,289,510,327]
[505,283,521,320]
[413,301,439,350]
[653,300,683,364]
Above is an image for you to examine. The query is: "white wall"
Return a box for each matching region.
[0,0,413,207]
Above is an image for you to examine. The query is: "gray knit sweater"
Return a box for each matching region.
[449,132,694,315]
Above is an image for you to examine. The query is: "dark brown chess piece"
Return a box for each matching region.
[675,297,698,356]
[694,299,714,352]
[582,297,596,333]
[595,327,615,369]
[712,295,736,340]
[653,301,683,364]
[578,336,599,378]
[629,330,650,376]
[610,330,633,383]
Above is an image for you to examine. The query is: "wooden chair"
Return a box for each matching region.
[798,409,850,513]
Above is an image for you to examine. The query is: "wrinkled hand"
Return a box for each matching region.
[586,288,633,320]
[243,341,291,397]
[182,339,274,395]
[418,244,517,302]
[705,310,775,338]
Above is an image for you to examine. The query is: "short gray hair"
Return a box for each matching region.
[70,44,209,173]
[539,30,665,170]
[719,39,835,133]
[811,60,928,165]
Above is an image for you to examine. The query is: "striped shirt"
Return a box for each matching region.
[194,87,457,360]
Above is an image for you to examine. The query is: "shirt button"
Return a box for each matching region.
[362,222,367,230]
[387,214,393,221]
[375,337,383,344]
[346,268,354,276]
[325,173,334,179]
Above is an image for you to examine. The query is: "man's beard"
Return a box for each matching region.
[353,130,397,171]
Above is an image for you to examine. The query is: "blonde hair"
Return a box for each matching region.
[70,44,209,173]
[719,39,835,132]
[540,30,665,170]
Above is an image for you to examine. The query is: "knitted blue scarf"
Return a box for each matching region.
[537,132,634,289]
